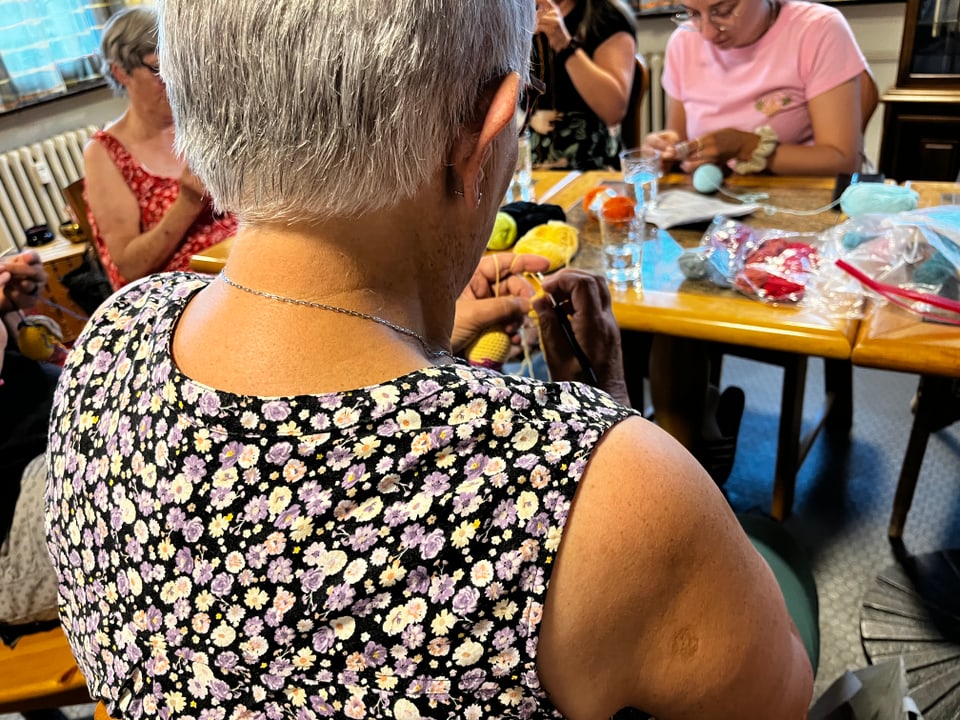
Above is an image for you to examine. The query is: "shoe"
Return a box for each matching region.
[696,385,745,487]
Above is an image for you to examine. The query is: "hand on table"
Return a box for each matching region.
[0,250,46,313]
[452,252,551,354]
[533,269,630,406]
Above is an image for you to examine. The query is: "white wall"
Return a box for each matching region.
[0,2,907,163]
[0,87,126,153]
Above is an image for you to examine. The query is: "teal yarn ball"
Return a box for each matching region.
[693,164,724,194]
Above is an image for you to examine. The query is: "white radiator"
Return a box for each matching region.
[0,126,98,254]
[646,52,666,136]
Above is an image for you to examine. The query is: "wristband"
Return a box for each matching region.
[733,125,779,175]
[555,38,582,66]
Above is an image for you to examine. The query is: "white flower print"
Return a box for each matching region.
[512,425,539,451]
[453,639,483,666]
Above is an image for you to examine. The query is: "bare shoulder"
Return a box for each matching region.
[537,417,813,720]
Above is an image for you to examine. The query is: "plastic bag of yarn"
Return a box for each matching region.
[810,206,960,323]
[733,232,822,304]
[678,216,760,288]
[839,182,918,217]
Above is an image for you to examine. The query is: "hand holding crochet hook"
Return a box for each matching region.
[530,269,631,407]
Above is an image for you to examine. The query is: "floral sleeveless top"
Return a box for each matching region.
[87,131,238,290]
[46,273,637,720]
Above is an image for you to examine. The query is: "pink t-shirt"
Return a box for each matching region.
[661,0,867,145]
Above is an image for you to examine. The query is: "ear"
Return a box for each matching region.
[110,61,131,89]
[454,73,521,205]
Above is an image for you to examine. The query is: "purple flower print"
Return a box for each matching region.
[492,499,517,529]
[402,623,425,649]
[244,616,264,637]
[182,455,205,481]
[459,668,487,691]
[420,529,444,559]
[347,525,378,552]
[267,557,293,584]
[215,652,239,671]
[406,566,430,595]
[266,442,292,465]
[301,568,325,594]
[198,391,221,415]
[516,454,539,471]
[218,442,244,468]
[451,586,480,615]
[495,551,522,581]
[262,401,291,421]
[183,517,203,543]
[276,504,301,529]
[422,472,450,497]
[166,506,186,530]
[363,641,387,667]
[243,495,269,523]
[210,573,234,597]
[325,583,355,612]
[400,524,425,549]
[383,504,409,527]
[493,627,516,650]
[429,575,455,604]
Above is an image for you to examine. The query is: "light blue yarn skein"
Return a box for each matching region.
[693,164,724,194]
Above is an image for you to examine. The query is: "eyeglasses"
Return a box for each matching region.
[671,1,740,32]
[140,61,160,76]
[517,76,545,137]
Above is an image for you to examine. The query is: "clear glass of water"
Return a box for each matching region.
[599,203,642,290]
[619,147,661,215]
[508,130,535,203]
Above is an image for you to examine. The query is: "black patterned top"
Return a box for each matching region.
[46,273,637,719]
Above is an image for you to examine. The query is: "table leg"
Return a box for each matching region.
[824,358,853,439]
[889,375,960,539]
[772,355,808,520]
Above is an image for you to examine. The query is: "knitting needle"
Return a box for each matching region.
[533,272,599,387]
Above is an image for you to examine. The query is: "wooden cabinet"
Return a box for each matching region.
[879,0,960,181]
[879,88,960,181]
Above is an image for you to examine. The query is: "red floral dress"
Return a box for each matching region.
[86,131,238,289]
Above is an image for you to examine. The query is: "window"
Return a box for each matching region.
[0,0,142,114]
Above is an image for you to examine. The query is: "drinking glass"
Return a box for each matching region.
[507,130,535,203]
[599,203,642,290]
[619,147,661,215]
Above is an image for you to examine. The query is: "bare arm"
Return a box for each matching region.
[84,140,208,282]
[766,76,861,175]
[538,418,814,719]
[536,0,636,127]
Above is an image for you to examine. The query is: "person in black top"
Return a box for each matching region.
[529,0,638,170]
[0,250,62,641]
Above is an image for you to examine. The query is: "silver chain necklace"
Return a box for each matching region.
[218,269,454,361]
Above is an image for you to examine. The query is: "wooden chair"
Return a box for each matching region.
[62,178,95,246]
[620,54,650,150]
[0,625,92,714]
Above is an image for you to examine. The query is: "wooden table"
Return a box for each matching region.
[538,171,858,519]
[849,180,960,538]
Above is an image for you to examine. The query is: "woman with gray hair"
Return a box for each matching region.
[47,1,813,718]
[82,6,236,289]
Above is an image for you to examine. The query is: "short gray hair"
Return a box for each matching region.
[158,0,535,222]
[99,7,159,95]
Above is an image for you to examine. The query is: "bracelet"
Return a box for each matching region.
[733,125,779,175]
[555,38,582,66]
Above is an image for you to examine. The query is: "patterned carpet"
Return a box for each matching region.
[6,356,960,719]
[718,356,960,702]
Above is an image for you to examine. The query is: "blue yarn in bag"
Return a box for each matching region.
[840,183,919,217]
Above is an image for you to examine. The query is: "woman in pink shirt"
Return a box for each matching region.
[645,0,870,176]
